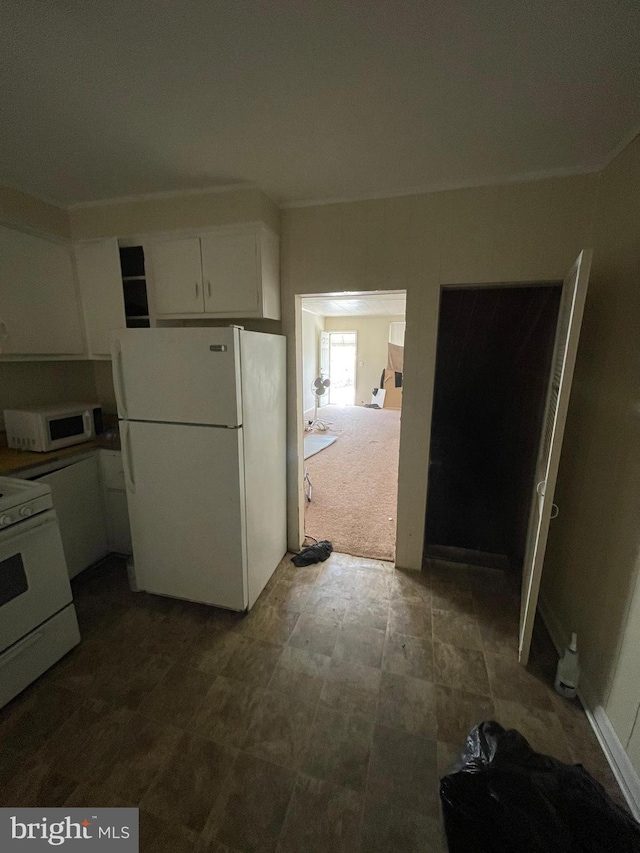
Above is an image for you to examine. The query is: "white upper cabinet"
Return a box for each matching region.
[74,238,126,357]
[149,237,204,315]
[0,225,84,356]
[201,231,259,314]
[151,225,280,320]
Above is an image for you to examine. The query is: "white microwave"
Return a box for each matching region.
[4,404,104,452]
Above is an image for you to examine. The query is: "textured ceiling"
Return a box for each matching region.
[303,293,406,317]
[2,1,639,206]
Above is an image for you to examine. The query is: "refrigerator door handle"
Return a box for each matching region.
[112,339,129,420]
[120,421,136,494]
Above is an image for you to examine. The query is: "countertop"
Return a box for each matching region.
[0,431,121,476]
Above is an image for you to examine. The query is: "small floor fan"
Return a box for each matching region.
[308,375,331,430]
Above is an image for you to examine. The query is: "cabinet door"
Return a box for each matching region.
[150,238,204,315]
[74,239,126,357]
[201,231,259,315]
[100,450,131,553]
[100,448,126,491]
[0,226,84,355]
[38,456,108,578]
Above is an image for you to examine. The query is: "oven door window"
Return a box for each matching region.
[0,553,29,606]
[48,415,85,441]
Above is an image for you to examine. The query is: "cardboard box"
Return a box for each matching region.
[382,369,402,409]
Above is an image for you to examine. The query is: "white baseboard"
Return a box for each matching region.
[538,593,640,819]
[588,703,640,820]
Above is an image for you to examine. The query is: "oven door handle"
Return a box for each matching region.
[0,631,44,669]
[0,510,58,542]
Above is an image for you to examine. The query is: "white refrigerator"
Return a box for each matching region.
[112,327,286,611]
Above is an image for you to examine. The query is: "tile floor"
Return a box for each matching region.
[0,553,626,852]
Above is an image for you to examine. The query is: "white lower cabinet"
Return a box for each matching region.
[99,449,132,554]
[35,455,108,578]
[21,449,131,580]
[103,490,132,554]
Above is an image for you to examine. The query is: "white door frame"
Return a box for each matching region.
[293,291,406,556]
[318,330,330,408]
[423,275,586,664]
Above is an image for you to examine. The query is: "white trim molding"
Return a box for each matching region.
[280,163,600,209]
[600,123,640,171]
[0,215,70,245]
[587,703,640,821]
[538,593,640,820]
[5,130,638,214]
[66,182,257,210]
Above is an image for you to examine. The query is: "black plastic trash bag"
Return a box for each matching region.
[440,720,640,853]
[291,540,333,567]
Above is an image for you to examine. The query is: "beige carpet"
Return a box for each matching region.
[304,404,400,561]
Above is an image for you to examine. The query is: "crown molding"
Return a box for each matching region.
[67,182,256,210]
[280,163,601,209]
[599,122,640,170]
[0,181,68,210]
[5,124,639,215]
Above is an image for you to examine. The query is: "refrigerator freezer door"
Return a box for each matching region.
[113,327,242,427]
[123,420,248,610]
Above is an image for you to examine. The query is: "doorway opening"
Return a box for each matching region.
[424,254,591,666]
[328,332,357,405]
[299,291,406,561]
[424,284,562,575]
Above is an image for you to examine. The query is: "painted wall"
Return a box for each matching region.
[541,136,640,735]
[69,188,279,238]
[323,315,405,407]
[282,172,597,569]
[0,361,98,429]
[301,310,324,415]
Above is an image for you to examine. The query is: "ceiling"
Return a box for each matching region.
[2,1,639,207]
[303,293,406,317]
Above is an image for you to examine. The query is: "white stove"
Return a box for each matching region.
[0,475,80,709]
[0,476,53,528]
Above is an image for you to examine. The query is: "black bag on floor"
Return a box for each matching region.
[440,720,640,853]
[291,540,333,567]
